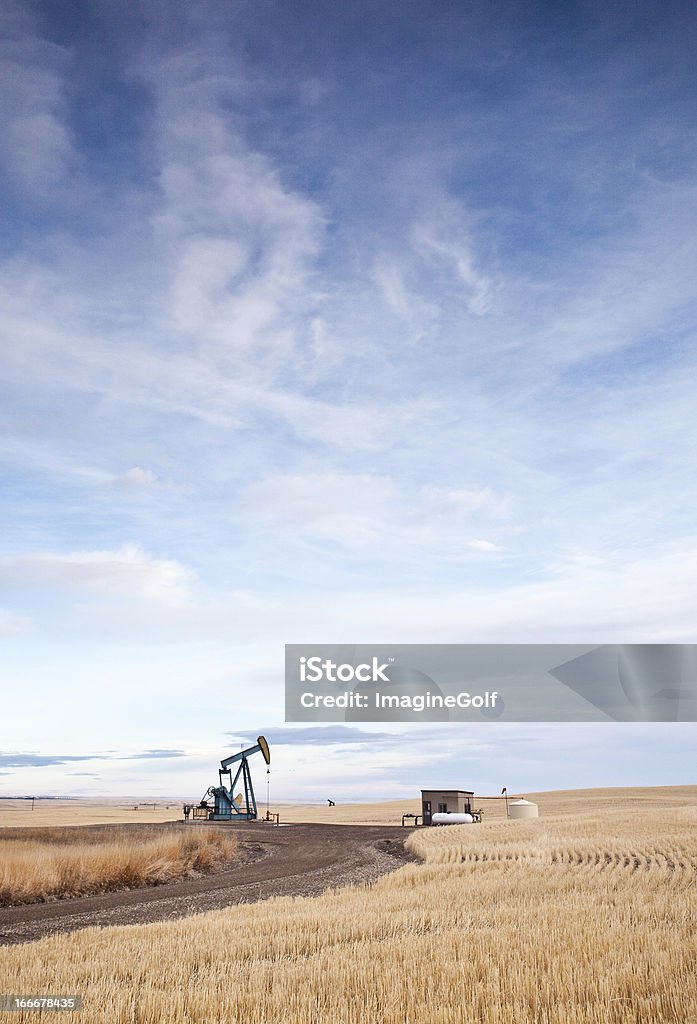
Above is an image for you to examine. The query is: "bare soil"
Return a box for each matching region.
[0,822,415,946]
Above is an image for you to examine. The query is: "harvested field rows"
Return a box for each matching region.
[407,812,697,885]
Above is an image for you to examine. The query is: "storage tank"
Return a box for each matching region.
[508,798,538,820]
[432,812,474,825]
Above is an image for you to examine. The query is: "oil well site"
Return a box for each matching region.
[0,733,517,944]
[0,735,686,940]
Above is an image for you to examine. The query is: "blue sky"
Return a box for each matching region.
[1,0,697,800]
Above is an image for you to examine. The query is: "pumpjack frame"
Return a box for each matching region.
[193,736,271,821]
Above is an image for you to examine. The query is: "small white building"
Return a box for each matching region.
[421,789,474,826]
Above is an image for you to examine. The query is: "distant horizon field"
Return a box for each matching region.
[2,784,696,828]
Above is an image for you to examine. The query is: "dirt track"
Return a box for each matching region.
[0,823,415,946]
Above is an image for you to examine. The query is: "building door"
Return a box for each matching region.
[423,800,431,825]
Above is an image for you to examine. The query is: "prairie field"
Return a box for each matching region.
[0,797,422,829]
[0,800,181,829]
[1,787,696,1023]
[278,784,697,824]
[0,827,237,906]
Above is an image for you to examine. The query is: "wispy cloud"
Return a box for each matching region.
[0,753,101,768]
[0,610,31,636]
[0,6,73,194]
[122,749,187,760]
[230,727,395,747]
[114,467,158,488]
[236,472,508,573]
[0,546,194,605]
[411,212,494,317]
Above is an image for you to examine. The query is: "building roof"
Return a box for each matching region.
[420,789,474,795]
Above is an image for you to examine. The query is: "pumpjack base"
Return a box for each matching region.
[210,812,257,821]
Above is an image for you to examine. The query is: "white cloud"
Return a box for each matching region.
[237,472,508,563]
[0,610,31,637]
[0,28,73,192]
[412,218,494,316]
[115,467,158,488]
[34,536,697,651]
[0,545,194,605]
[155,147,323,365]
[318,543,697,644]
[373,254,439,336]
[142,50,325,373]
[466,539,503,552]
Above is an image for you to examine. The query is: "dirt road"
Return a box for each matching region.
[0,823,415,946]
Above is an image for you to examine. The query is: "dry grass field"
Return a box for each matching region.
[0,800,181,829]
[0,797,422,829]
[0,827,237,906]
[279,784,697,824]
[278,797,423,824]
[1,786,696,1023]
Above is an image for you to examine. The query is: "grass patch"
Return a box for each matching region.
[0,826,237,906]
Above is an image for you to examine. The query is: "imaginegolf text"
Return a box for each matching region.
[300,691,500,711]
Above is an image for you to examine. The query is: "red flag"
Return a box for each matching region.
[501,787,507,794]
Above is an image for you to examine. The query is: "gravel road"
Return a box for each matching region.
[0,823,415,946]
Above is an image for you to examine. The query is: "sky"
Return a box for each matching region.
[1,0,697,802]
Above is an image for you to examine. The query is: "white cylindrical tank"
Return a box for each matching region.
[508,798,539,820]
[432,812,474,825]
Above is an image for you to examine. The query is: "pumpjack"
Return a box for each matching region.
[184,736,271,821]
